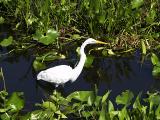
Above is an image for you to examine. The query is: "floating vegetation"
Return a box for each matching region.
[0,0,159,53]
[0,90,160,119]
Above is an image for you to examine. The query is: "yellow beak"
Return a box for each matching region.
[96,40,108,44]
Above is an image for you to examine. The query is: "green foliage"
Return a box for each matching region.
[151,53,159,65]
[2,90,160,119]
[35,51,65,62]
[33,51,66,71]
[0,16,4,24]
[131,0,144,9]
[0,36,13,47]
[6,92,24,112]
[151,53,160,77]
[33,60,46,72]
[116,90,134,107]
[84,55,95,68]
[141,40,147,55]
[0,91,24,120]
[1,0,160,40]
[33,29,59,45]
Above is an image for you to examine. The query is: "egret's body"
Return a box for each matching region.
[37,38,107,87]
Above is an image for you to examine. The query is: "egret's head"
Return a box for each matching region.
[84,38,107,45]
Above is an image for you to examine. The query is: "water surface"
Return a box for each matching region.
[0,48,157,111]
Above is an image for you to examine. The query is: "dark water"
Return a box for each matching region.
[0,47,158,111]
[0,24,158,111]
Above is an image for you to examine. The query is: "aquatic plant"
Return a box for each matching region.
[151,53,160,77]
[0,89,159,119]
[0,0,159,50]
[0,91,24,120]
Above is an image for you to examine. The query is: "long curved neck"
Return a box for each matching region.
[71,42,87,81]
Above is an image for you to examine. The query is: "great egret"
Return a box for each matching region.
[37,38,107,87]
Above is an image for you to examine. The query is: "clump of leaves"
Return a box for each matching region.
[33,29,59,45]
[1,89,160,119]
[0,36,13,47]
[22,89,160,120]
[0,91,24,120]
[151,53,160,77]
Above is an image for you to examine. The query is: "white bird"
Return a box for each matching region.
[37,38,107,87]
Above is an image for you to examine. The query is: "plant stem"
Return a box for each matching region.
[0,67,6,91]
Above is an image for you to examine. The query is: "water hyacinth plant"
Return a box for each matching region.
[0,0,159,51]
[1,90,160,119]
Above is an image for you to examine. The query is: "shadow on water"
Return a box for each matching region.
[0,24,158,111]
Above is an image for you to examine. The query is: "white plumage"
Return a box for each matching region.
[37,38,107,87]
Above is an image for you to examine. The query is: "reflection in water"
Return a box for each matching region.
[0,47,156,111]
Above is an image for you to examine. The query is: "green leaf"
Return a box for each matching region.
[0,90,8,101]
[55,110,67,118]
[94,96,102,107]
[99,91,111,120]
[42,101,56,111]
[33,60,46,72]
[131,0,144,9]
[108,100,114,112]
[152,65,160,77]
[99,15,106,24]
[30,110,45,119]
[133,92,142,109]
[108,49,115,55]
[118,107,130,120]
[102,91,111,103]
[102,49,108,56]
[156,104,160,119]
[0,113,10,120]
[108,100,116,119]
[0,36,13,47]
[116,90,134,107]
[151,53,159,65]
[84,55,94,68]
[141,40,146,55]
[0,16,4,24]
[6,92,24,112]
[146,3,156,24]
[0,108,9,113]
[82,111,92,118]
[99,103,107,120]
[71,34,81,40]
[67,91,95,103]
[35,51,65,62]
[147,92,160,113]
[33,29,59,45]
